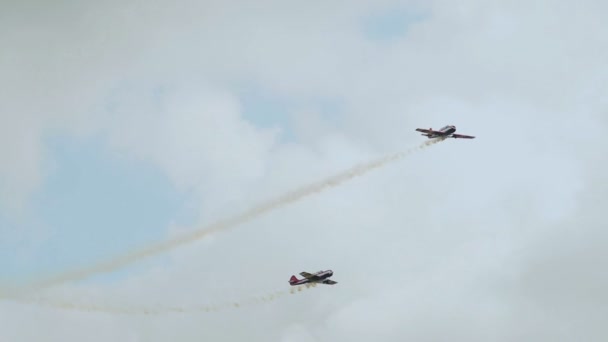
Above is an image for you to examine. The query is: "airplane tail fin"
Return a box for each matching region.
[289,275,298,283]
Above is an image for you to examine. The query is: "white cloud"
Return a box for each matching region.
[102,83,280,217]
[2,0,608,341]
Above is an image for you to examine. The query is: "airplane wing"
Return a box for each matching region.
[451,134,475,139]
[300,272,314,279]
[322,279,338,285]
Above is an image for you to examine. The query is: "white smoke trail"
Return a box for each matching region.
[3,138,446,297]
[9,283,319,315]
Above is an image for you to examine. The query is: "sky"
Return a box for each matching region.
[1,0,607,340]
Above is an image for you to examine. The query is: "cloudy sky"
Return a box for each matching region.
[1,0,607,340]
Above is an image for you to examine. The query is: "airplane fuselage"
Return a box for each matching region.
[415,124,475,139]
[425,125,456,138]
[289,270,334,285]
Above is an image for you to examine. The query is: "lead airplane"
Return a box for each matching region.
[415,125,475,139]
[289,270,338,286]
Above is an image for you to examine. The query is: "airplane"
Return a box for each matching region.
[289,270,338,286]
[415,125,475,139]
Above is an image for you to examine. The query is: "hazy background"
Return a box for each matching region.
[1,0,607,341]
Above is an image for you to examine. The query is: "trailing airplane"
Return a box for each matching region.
[289,270,337,286]
[415,125,475,139]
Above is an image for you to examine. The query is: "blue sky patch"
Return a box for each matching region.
[362,7,429,42]
[1,135,194,284]
[237,84,295,141]
[237,83,345,142]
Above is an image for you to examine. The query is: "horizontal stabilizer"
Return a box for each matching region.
[415,128,436,134]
